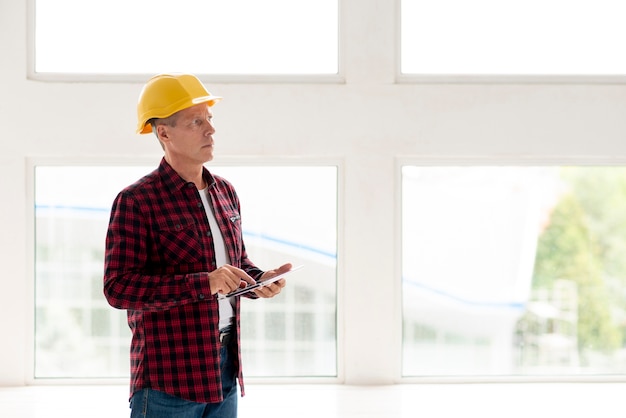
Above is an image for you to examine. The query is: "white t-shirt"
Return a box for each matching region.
[199,187,235,330]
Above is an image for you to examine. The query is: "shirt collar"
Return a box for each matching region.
[157,157,216,192]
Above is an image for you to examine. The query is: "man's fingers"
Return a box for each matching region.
[221,265,255,285]
[275,263,293,275]
[254,279,285,298]
[239,274,256,286]
[210,264,256,294]
[260,263,293,282]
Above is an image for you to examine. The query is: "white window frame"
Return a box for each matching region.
[25,155,345,385]
[396,156,626,384]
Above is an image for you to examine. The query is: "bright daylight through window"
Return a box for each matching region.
[401,0,626,75]
[34,165,337,378]
[402,166,626,376]
[34,0,338,75]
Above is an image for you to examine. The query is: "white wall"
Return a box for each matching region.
[2,0,626,386]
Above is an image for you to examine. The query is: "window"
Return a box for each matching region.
[34,164,337,378]
[213,166,338,377]
[402,166,626,376]
[401,0,626,76]
[33,0,338,76]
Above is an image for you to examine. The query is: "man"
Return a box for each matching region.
[103,73,290,417]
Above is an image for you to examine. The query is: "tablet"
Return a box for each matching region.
[218,265,304,299]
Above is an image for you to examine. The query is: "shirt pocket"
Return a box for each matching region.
[225,211,242,233]
[156,215,203,264]
[223,211,243,258]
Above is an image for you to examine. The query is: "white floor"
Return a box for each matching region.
[0,383,623,417]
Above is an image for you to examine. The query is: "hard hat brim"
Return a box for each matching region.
[192,95,222,105]
[137,94,223,134]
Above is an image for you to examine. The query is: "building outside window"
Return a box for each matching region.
[34,165,338,378]
[402,166,626,376]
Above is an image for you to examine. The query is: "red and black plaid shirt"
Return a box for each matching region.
[104,158,263,403]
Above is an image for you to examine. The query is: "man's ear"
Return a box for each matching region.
[156,125,170,142]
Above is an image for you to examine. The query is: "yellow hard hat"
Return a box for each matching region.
[136,73,222,134]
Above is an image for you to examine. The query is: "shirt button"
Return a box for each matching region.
[197,202,202,207]
[206,231,211,236]
[198,293,205,300]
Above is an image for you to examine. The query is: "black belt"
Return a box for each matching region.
[219,325,234,346]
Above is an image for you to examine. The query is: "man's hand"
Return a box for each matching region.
[208,265,256,295]
[254,263,292,298]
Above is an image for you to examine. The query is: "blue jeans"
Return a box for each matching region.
[129,344,238,418]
